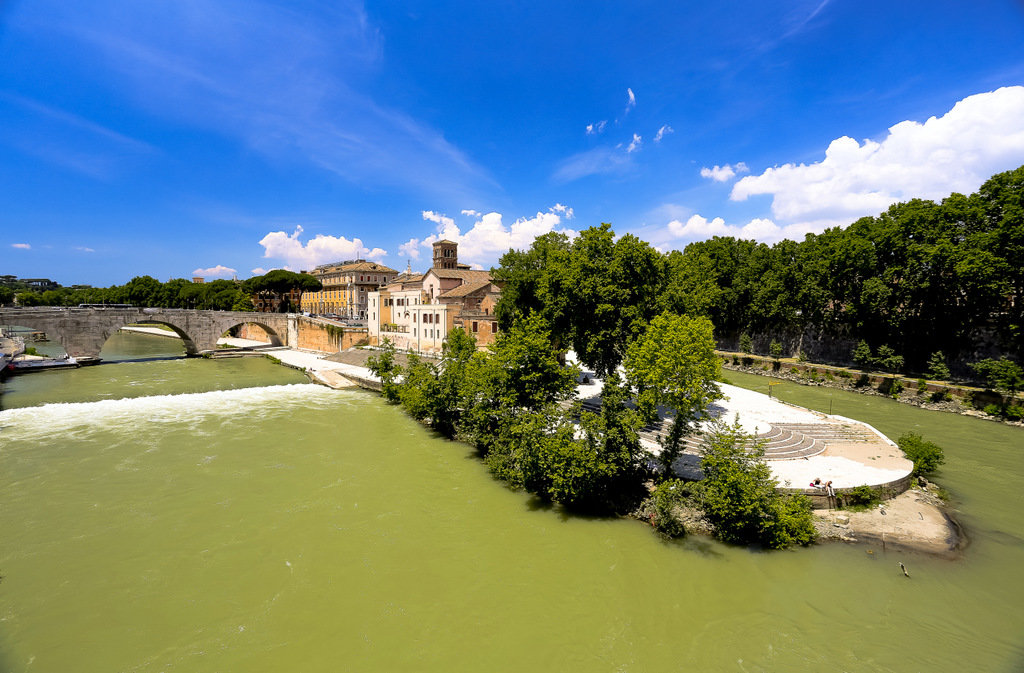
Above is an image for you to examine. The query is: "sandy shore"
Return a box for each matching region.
[814,486,961,557]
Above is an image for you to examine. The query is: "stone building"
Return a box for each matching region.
[300,260,397,320]
[367,241,502,353]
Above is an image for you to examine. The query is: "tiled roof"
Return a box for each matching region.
[425,268,492,282]
[315,261,397,274]
[438,280,494,299]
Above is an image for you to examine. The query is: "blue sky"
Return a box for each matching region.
[2,0,1024,286]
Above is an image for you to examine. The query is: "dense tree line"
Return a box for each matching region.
[3,270,321,312]
[368,319,814,547]
[494,164,1024,377]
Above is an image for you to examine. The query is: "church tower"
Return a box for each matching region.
[432,240,458,269]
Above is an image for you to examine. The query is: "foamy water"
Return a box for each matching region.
[0,384,343,442]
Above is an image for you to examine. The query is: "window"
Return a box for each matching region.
[492,321,498,333]
[435,313,440,324]
[472,321,478,333]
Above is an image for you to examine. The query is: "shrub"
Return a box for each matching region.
[698,419,816,548]
[739,332,753,354]
[971,357,1024,396]
[983,403,1002,416]
[837,369,852,379]
[1005,404,1023,421]
[927,351,950,381]
[840,485,879,509]
[769,339,783,360]
[649,480,688,538]
[875,345,904,373]
[797,350,809,363]
[897,432,945,476]
[852,340,873,369]
[917,378,928,395]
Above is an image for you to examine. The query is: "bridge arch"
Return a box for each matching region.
[218,320,284,347]
[134,320,199,354]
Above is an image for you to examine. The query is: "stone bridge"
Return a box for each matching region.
[0,307,293,362]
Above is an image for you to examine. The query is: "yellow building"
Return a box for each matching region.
[300,260,397,320]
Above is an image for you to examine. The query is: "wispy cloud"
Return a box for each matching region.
[11,243,31,250]
[586,120,607,135]
[34,1,493,200]
[624,88,636,115]
[654,125,674,142]
[552,146,634,183]
[74,246,95,253]
[626,133,642,153]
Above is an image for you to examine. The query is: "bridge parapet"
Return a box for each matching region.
[0,307,292,361]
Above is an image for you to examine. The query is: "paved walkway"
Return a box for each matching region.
[217,338,380,389]
[570,352,911,490]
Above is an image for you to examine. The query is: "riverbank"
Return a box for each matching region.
[719,351,1023,428]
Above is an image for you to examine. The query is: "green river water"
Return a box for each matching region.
[1,333,1022,672]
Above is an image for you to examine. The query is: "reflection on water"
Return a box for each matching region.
[0,335,1022,672]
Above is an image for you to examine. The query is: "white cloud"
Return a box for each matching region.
[665,213,824,245]
[11,243,31,250]
[398,238,421,260]
[732,86,1024,229]
[627,133,642,153]
[626,88,636,111]
[422,210,455,229]
[250,267,271,275]
[668,214,729,238]
[74,246,95,253]
[550,203,574,219]
[258,225,386,271]
[461,209,480,217]
[654,125,674,142]
[415,206,576,267]
[586,120,607,135]
[700,162,749,182]
[192,264,237,278]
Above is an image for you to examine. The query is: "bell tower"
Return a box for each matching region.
[432,240,458,269]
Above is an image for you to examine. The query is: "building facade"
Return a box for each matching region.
[300,260,397,320]
[367,241,502,353]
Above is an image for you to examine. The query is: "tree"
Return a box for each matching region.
[897,432,945,477]
[697,419,815,548]
[624,311,721,478]
[124,275,163,307]
[459,314,578,452]
[769,339,783,360]
[0,285,16,305]
[927,351,950,381]
[874,345,904,373]
[852,340,873,370]
[971,357,1024,396]
[366,338,401,402]
[424,327,476,436]
[739,332,753,354]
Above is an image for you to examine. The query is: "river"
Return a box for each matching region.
[1,333,1022,672]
